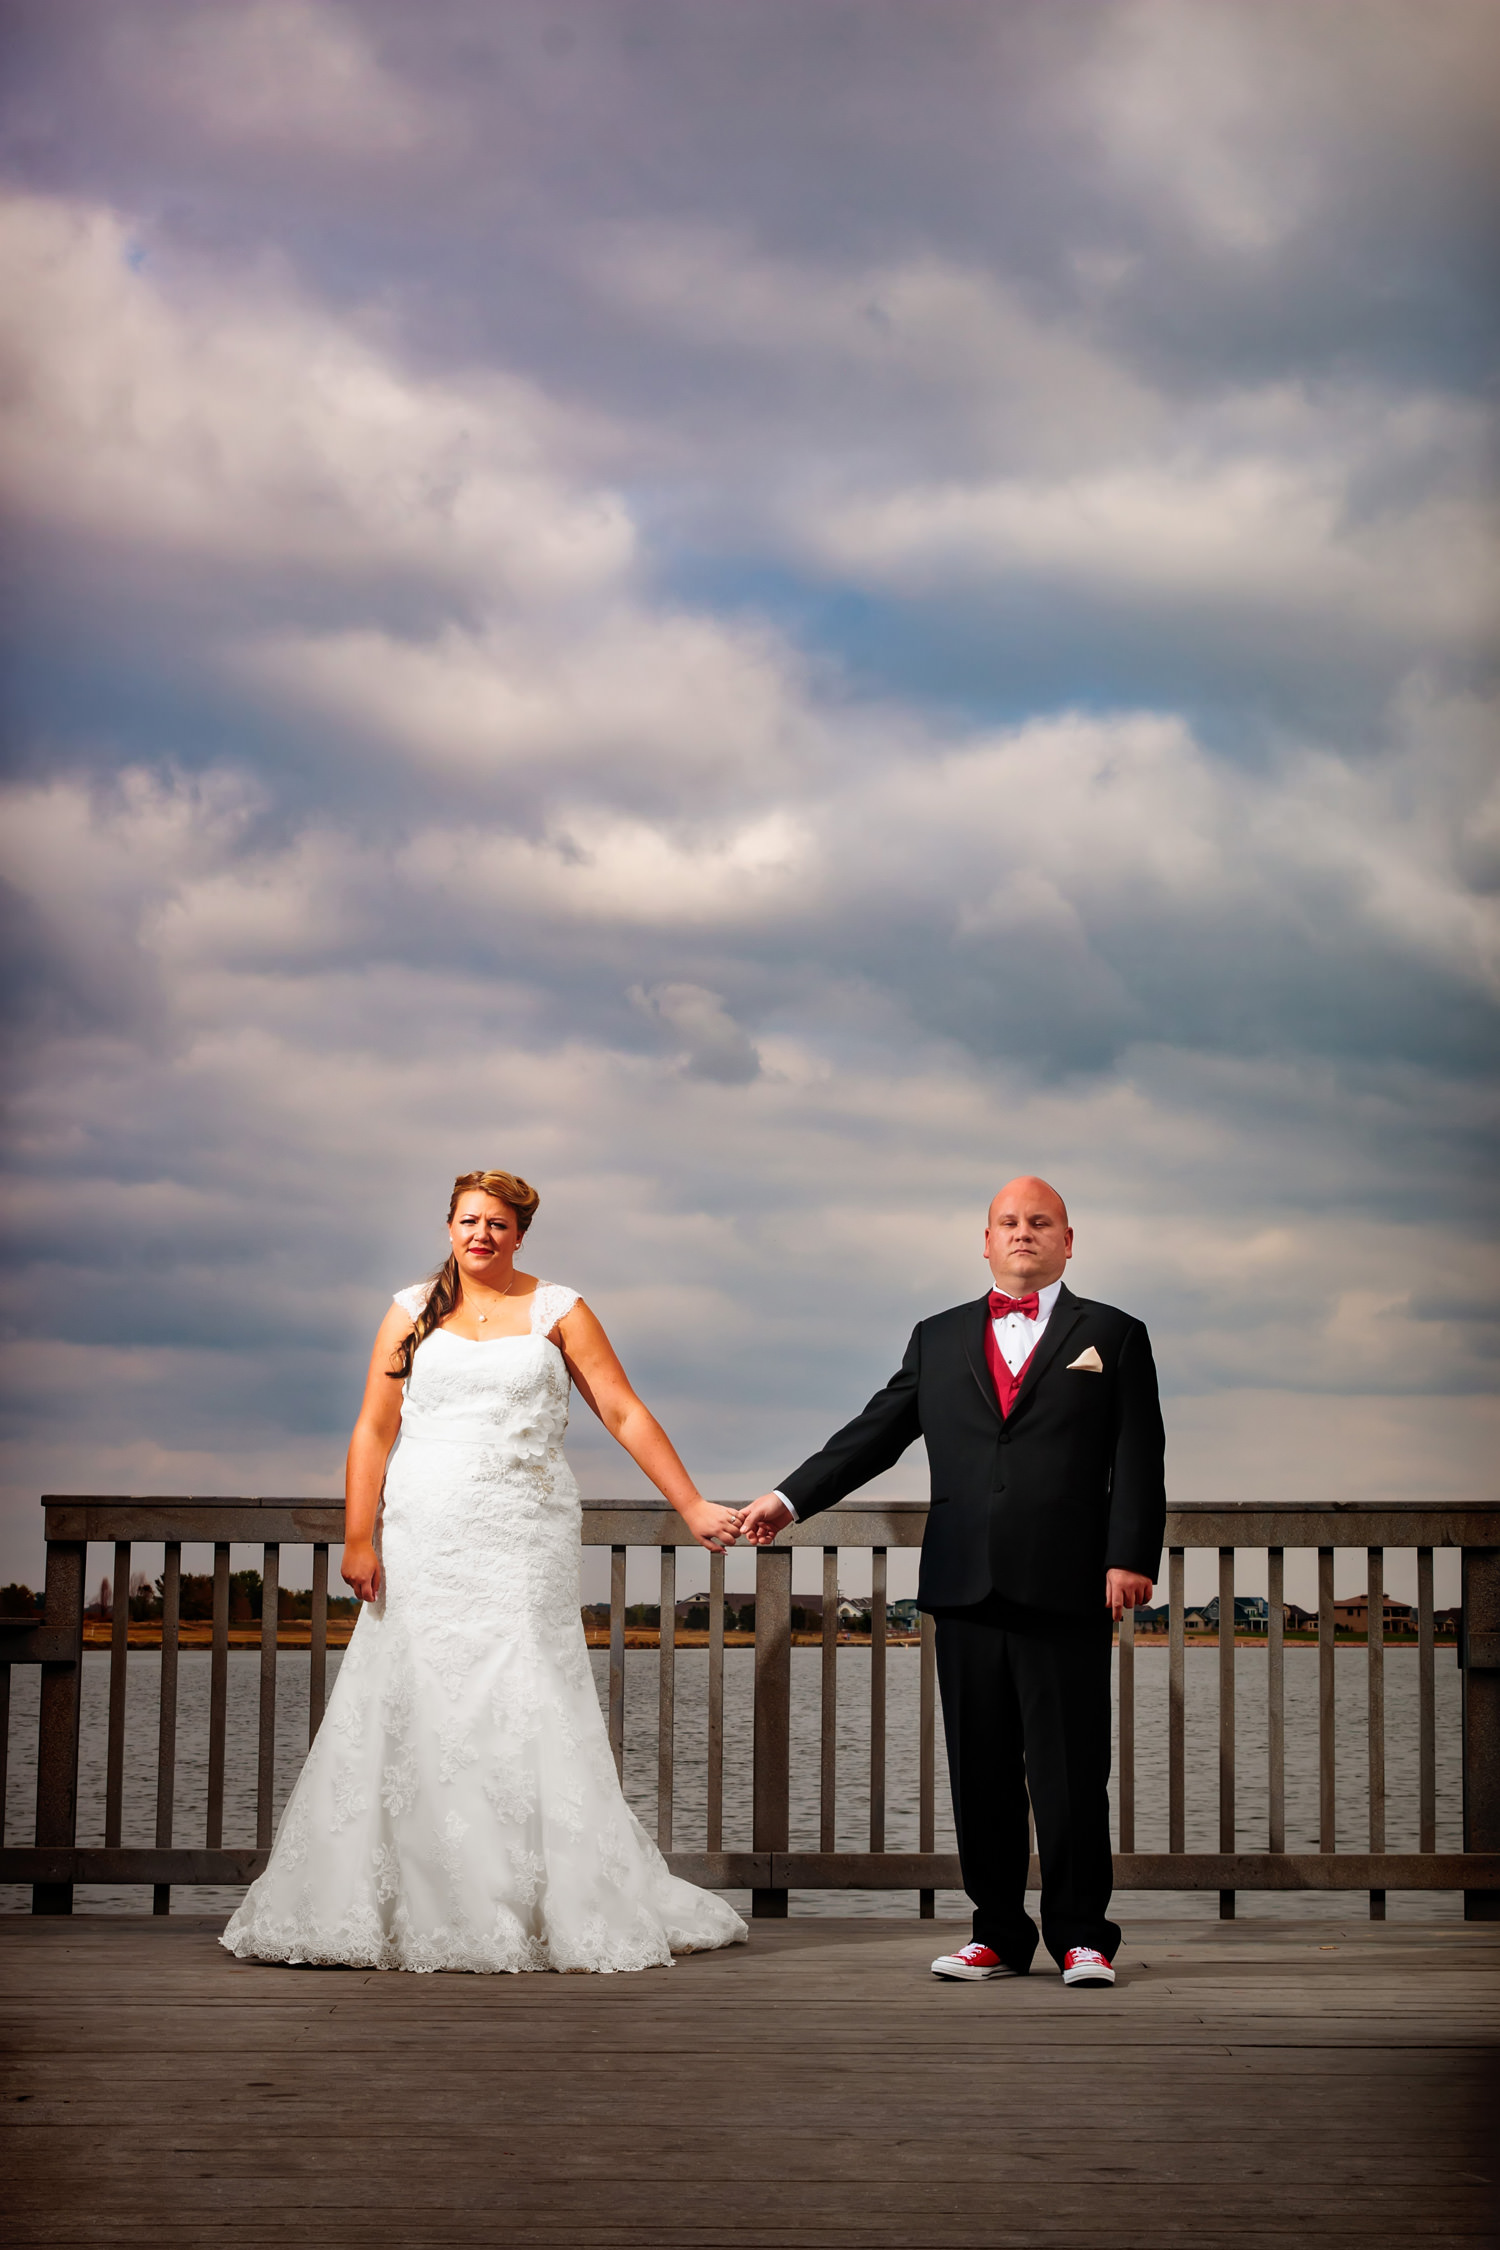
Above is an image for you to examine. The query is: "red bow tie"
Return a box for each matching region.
[989,1289,1040,1321]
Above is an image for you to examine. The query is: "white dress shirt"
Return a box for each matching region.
[989,1273,1064,1374]
[774,1275,1066,1523]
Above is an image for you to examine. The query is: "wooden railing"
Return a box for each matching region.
[2,1495,1498,1918]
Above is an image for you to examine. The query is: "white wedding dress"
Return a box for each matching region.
[222,1280,747,1973]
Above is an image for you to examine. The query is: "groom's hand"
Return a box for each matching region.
[740,1494,793,1545]
[1106,1568,1153,1621]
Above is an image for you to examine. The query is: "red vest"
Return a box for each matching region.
[984,1316,1037,1419]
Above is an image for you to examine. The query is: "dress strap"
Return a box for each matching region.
[529,1281,580,1336]
[393,1281,434,1320]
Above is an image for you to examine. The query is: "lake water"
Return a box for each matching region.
[1,1643,1464,1922]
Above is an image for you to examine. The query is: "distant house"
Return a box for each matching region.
[1263,1597,1424,1636]
[1220,1595,1270,1633]
[1330,1595,1416,1633]
[1188,1595,1272,1634]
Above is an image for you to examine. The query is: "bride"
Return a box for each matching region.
[223,1168,748,1973]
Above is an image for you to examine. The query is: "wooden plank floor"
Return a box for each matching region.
[3,1913,1498,2249]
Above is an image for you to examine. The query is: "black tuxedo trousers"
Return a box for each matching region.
[777,1285,1166,1962]
[934,1593,1119,1966]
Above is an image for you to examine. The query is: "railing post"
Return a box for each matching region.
[657,1545,676,1854]
[1318,1546,1336,1853]
[1460,1546,1500,1921]
[153,1541,181,1915]
[1267,1546,1285,1854]
[919,1608,936,1919]
[1218,1546,1235,1919]
[104,1539,130,1848]
[256,1543,280,1852]
[869,1548,887,1854]
[706,1550,725,1853]
[1368,1546,1386,1920]
[608,1545,626,1782]
[206,1544,230,1849]
[33,1535,85,1913]
[1117,1601,1134,1855]
[752,1543,792,1916]
[820,1547,839,1855]
[0,1660,9,1846]
[1417,1547,1436,1853]
[308,1543,329,1746]
[1167,1547,1185,1853]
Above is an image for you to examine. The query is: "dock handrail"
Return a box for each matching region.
[4,1494,1498,1918]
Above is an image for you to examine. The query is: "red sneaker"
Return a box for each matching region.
[1061,1946,1116,1986]
[930,1942,1018,1981]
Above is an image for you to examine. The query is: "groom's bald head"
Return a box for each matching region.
[990,1176,1068,1228]
[985,1176,1073,1291]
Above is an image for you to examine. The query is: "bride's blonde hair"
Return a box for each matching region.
[389,1170,541,1380]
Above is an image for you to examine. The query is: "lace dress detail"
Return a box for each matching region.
[222,1281,747,1974]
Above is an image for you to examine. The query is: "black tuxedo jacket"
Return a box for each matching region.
[777,1284,1166,1616]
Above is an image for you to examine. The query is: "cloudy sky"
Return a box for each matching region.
[1,0,1496,1594]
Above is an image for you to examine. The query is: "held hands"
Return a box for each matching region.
[342,1540,382,1604]
[680,1495,789,1552]
[679,1493,792,1551]
[740,1493,794,1546]
[1106,1567,1153,1622]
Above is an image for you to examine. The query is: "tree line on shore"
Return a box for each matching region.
[6,1577,1460,1643]
[1,1572,361,1623]
[584,1601,888,1635]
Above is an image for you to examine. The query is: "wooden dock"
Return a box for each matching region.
[3,1912,1497,2247]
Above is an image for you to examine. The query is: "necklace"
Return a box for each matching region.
[474,1275,518,1324]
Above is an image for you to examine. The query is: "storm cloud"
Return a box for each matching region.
[1,1,1496,1584]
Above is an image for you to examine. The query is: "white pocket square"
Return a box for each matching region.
[1066,1345,1104,1373]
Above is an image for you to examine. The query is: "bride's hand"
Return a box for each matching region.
[681,1500,743,1554]
[341,1539,382,1603]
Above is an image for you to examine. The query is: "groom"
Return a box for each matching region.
[739,1177,1165,1987]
